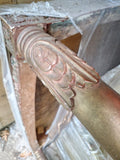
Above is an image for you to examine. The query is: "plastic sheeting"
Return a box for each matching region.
[44,116,113,160]
[102,65,120,94]
[0,2,66,17]
[0,1,120,160]
[0,20,36,159]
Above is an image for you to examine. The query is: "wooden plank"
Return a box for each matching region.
[61,33,82,54]
[16,0,46,4]
[11,58,38,151]
[0,0,13,4]
[0,60,14,130]
[35,78,59,145]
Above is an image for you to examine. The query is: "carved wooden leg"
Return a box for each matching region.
[11,57,48,159]
[15,26,120,160]
[11,57,37,150]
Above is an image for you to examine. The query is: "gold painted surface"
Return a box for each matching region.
[15,25,120,160]
[73,81,120,160]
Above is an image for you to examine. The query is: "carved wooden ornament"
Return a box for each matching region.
[17,26,100,110]
[16,26,120,160]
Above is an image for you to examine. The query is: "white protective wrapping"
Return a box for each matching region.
[0,1,120,160]
[0,20,36,159]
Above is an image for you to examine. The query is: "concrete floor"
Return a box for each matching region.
[0,123,35,160]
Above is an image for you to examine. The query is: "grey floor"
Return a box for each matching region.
[0,123,35,160]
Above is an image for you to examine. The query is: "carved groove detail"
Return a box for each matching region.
[17,26,100,109]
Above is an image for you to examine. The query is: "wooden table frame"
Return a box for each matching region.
[1,2,120,159]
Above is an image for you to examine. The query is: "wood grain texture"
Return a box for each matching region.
[35,78,59,128]
[16,26,120,160]
[16,0,46,4]
[11,57,38,151]
[0,0,13,4]
[0,61,14,130]
[61,33,82,54]
[35,78,59,145]
[16,26,99,110]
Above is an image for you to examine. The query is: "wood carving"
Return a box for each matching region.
[17,26,99,110]
[15,26,120,160]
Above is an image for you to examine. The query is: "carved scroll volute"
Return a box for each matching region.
[16,26,120,160]
[16,26,100,110]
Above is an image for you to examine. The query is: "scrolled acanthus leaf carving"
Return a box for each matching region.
[16,26,100,110]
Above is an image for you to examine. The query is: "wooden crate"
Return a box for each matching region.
[0,60,14,130]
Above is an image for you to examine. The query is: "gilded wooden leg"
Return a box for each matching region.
[15,26,120,160]
[11,57,37,150]
[11,58,47,159]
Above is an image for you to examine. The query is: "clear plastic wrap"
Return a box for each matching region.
[44,114,113,160]
[102,65,120,94]
[0,1,120,160]
[0,2,66,17]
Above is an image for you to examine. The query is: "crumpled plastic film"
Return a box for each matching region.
[0,2,66,18]
[0,20,16,120]
[48,0,120,62]
[0,1,119,160]
[77,10,105,57]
